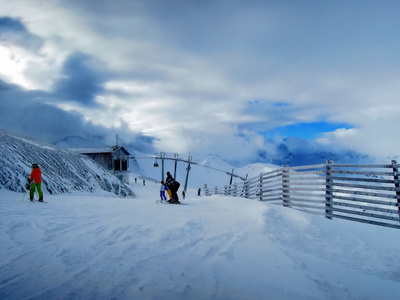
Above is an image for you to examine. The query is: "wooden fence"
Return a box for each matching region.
[204,160,400,229]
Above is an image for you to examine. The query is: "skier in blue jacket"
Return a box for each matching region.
[160,181,167,202]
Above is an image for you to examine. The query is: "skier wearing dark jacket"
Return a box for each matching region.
[165,172,180,204]
[29,163,43,202]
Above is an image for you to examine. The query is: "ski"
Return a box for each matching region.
[156,200,184,204]
[30,200,48,203]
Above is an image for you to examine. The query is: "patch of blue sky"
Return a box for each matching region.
[261,122,352,140]
[272,102,290,107]
[247,100,289,107]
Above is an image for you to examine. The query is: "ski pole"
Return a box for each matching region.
[21,189,27,201]
[22,180,30,201]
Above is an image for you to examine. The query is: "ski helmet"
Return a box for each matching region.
[31,163,39,168]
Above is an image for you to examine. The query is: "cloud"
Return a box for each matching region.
[0,16,43,51]
[0,77,161,156]
[0,80,88,141]
[52,52,108,107]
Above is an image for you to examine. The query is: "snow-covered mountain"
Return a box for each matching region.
[0,129,132,196]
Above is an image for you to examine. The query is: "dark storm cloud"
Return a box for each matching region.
[0,16,43,51]
[0,80,153,149]
[0,80,99,142]
[53,52,108,107]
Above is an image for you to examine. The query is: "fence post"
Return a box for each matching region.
[282,165,290,207]
[325,160,334,220]
[215,186,218,195]
[259,173,263,201]
[244,181,249,198]
[392,160,400,219]
[233,183,237,197]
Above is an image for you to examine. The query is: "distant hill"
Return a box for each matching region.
[0,129,132,196]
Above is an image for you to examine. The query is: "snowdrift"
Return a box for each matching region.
[0,129,132,196]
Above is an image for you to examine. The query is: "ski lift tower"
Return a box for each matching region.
[183,155,193,193]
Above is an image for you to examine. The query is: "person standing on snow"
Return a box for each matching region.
[159,181,167,202]
[166,185,172,200]
[29,163,43,202]
[165,171,180,204]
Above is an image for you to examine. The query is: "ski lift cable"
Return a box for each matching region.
[130,155,247,181]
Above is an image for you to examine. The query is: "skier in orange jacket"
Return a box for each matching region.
[29,163,43,202]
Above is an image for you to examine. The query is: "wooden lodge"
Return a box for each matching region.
[68,146,130,184]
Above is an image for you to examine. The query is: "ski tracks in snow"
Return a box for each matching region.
[2,189,400,300]
[0,193,268,300]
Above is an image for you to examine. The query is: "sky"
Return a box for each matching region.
[1,0,399,162]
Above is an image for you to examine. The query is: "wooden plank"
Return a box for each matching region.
[260,181,282,188]
[288,164,326,171]
[260,197,282,202]
[287,197,325,204]
[332,170,394,176]
[283,176,325,182]
[333,182,397,192]
[331,176,396,185]
[330,188,397,199]
[260,189,283,195]
[260,169,282,176]
[332,163,393,168]
[331,214,400,229]
[333,194,399,206]
[260,173,282,179]
[332,201,399,214]
[283,191,325,198]
[285,202,325,210]
[284,181,325,186]
[331,207,400,222]
[285,186,326,192]
[287,170,325,176]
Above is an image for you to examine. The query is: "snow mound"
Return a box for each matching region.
[0,129,132,196]
[1,185,400,300]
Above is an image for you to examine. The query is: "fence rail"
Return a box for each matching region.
[205,160,400,229]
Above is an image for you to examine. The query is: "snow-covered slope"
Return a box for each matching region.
[1,186,399,300]
[0,129,132,196]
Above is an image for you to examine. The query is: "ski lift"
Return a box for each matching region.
[153,159,159,167]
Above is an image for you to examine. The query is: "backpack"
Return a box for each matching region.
[174,181,180,191]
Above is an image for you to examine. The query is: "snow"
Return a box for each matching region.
[1,182,400,300]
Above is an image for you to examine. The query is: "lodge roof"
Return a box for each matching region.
[67,146,130,156]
